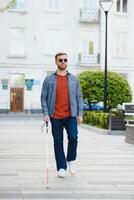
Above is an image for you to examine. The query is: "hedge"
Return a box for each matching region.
[83,111,109,129]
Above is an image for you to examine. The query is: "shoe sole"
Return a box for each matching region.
[69,169,76,175]
[57,175,66,178]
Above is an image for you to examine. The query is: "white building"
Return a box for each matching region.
[0,0,133,113]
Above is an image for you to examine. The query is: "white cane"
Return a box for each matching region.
[41,121,50,189]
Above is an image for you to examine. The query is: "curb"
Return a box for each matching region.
[80,124,126,135]
[0,113,43,119]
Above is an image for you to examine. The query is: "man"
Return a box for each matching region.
[41,52,83,178]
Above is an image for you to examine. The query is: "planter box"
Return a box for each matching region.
[109,116,125,130]
[125,125,134,145]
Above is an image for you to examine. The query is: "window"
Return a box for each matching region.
[82,39,87,53]
[10,74,25,88]
[44,29,63,55]
[9,28,26,57]
[115,31,128,57]
[12,0,27,11]
[123,0,127,12]
[83,0,90,8]
[82,40,94,54]
[116,0,127,13]
[2,85,8,90]
[1,79,9,90]
[83,0,98,9]
[80,30,97,55]
[88,41,94,54]
[48,0,57,10]
[117,0,120,12]
[47,0,61,11]
[25,79,34,91]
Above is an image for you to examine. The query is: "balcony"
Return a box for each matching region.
[79,8,100,23]
[79,53,100,66]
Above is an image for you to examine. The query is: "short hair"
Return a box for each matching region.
[55,52,68,61]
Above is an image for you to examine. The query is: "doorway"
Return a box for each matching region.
[10,73,25,112]
[10,88,24,112]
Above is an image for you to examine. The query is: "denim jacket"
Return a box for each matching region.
[41,71,83,117]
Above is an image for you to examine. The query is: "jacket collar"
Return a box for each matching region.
[54,70,70,75]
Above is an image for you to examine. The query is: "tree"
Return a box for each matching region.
[0,0,16,12]
[78,71,132,109]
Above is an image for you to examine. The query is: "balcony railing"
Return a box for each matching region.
[79,8,100,23]
[79,53,100,65]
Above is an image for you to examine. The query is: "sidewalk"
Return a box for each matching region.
[0,118,134,200]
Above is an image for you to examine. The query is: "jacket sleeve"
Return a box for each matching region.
[76,79,83,116]
[40,78,49,116]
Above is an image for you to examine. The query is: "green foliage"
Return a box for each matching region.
[125,116,134,120]
[83,111,109,129]
[110,108,124,116]
[78,71,132,109]
[0,0,16,12]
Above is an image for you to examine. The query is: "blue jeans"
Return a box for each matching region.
[50,117,78,171]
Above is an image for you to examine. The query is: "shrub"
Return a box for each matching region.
[78,71,132,109]
[110,108,124,116]
[83,111,109,129]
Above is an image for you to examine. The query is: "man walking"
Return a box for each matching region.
[41,52,83,178]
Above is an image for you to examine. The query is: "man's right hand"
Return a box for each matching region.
[43,115,49,123]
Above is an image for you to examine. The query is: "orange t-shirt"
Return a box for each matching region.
[52,74,71,119]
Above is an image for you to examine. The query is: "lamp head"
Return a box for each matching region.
[99,0,113,12]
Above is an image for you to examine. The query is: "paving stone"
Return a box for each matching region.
[0,118,134,199]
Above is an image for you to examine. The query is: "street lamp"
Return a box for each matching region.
[99,0,113,112]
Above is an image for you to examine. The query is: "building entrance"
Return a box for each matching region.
[10,74,25,112]
[10,88,24,112]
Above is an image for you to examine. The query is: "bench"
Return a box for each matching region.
[123,103,134,124]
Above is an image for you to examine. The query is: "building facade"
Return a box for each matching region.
[0,0,133,113]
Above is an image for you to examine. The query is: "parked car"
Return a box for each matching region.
[83,99,104,111]
[91,101,104,111]
[83,99,90,111]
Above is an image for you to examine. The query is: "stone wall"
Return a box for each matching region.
[125,125,134,145]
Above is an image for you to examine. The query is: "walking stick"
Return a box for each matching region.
[41,121,50,189]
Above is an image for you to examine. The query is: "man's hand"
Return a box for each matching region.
[43,115,49,123]
[77,116,83,125]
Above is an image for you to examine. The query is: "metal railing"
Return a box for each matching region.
[79,53,100,65]
[79,8,100,23]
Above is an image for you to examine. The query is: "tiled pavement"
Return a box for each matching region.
[0,117,134,200]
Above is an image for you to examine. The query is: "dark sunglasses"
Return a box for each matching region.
[58,58,68,63]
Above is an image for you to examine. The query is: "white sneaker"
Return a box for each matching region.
[57,168,66,178]
[68,161,77,174]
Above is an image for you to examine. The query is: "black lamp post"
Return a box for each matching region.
[99,0,113,112]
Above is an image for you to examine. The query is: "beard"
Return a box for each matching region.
[57,65,67,70]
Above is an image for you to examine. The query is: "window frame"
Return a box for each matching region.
[44,28,63,56]
[113,30,129,58]
[8,27,27,58]
[116,0,128,14]
[9,0,27,13]
[45,0,62,13]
